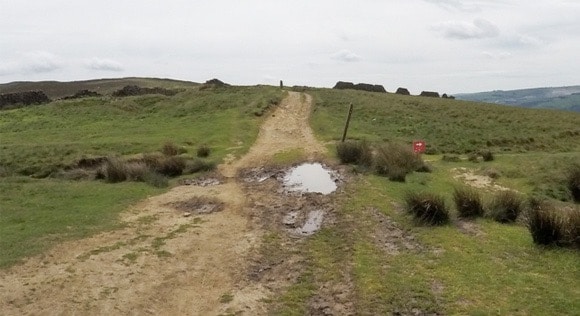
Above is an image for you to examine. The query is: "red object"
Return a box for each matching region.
[413,140,426,154]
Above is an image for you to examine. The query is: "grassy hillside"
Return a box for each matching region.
[308,88,580,153]
[269,88,580,314]
[0,82,284,267]
[0,77,197,99]
[456,86,580,112]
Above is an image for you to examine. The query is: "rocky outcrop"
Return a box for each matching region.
[333,81,386,93]
[63,90,101,100]
[395,87,410,95]
[199,78,231,90]
[441,93,455,99]
[0,91,51,109]
[419,91,440,98]
[112,85,178,97]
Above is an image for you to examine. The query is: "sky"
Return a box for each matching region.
[1,0,579,93]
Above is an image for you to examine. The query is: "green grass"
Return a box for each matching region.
[0,86,284,175]
[309,88,580,154]
[329,174,580,314]
[0,177,161,267]
[0,83,284,268]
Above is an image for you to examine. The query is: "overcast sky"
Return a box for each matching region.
[1,0,579,93]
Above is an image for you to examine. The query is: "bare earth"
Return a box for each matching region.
[0,91,326,315]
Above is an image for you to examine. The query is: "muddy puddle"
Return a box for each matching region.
[282,163,337,194]
[179,176,222,187]
[168,196,225,215]
[283,210,325,236]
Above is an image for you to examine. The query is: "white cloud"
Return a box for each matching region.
[0,51,63,76]
[84,58,124,72]
[423,0,482,12]
[433,19,500,40]
[331,49,361,62]
[482,51,512,59]
[516,34,543,46]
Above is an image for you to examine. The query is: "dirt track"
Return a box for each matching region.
[0,91,327,315]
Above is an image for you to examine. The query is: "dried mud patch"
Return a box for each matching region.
[368,207,424,255]
[452,167,512,192]
[309,282,355,316]
[455,220,486,237]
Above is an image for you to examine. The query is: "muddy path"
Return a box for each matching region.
[0,91,329,315]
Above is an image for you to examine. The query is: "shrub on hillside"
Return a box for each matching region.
[526,198,565,246]
[567,164,580,203]
[197,145,211,158]
[374,143,423,182]
[453,187,485,218]
[336,140,372,167]
[488,191,524,223]
[404,191,450,226]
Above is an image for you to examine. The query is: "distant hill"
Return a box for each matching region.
[0,77,198,99]
[455,86,580,112]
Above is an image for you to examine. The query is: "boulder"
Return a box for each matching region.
[0,90,51,109]
[333,81,355,90]
[395,87,410,95]
[333,81,386,93]
[112,85,178,97]
[419,91,440,98]
[63,90,101,100]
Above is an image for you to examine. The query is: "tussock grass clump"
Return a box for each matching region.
[442,155,461,162]
[336,140,372,166]
[566,210,580,248]
[140,153,185,176]
[488,191,524,223]
[103,158,128,183]
[453,187,485,219]
[404,191,450,226]
[468,153,480,163]
[100,155,187,185]
[156,156,186,177]
[161,142,180,156]
[144,172,168,188]
[185,159,216,174]
[567,164,580,203]
[196,145,211,158]
[526,198,565,246]
[374,143,423,182]
[124,161,150,181]
[481,150,495,162]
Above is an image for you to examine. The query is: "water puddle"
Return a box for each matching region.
[290,210,324,236]
[282,163,337,194]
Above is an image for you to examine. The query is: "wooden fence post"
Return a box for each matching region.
[341,103,354,142]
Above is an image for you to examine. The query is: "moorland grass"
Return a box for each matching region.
[308,88,580,154]
[0,84,284,268]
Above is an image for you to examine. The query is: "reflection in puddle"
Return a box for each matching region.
[283,163,337,194]
[294,210,324,236]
